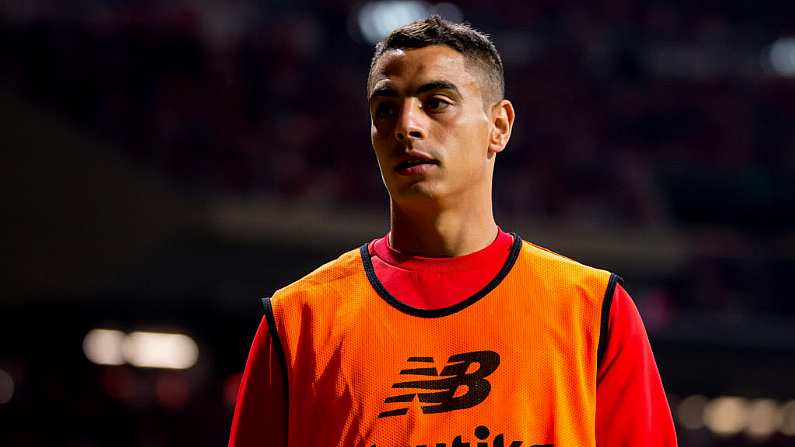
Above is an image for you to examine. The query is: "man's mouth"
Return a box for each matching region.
[394,158,440,175]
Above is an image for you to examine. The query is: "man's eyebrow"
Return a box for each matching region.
[415,80,460,97]
[369,86,399,101]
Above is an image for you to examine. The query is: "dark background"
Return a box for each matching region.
[2,1,795,445]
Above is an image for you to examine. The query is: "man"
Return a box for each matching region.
[230,16,677,446]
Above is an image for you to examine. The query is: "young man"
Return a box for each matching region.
[229,17,677,447]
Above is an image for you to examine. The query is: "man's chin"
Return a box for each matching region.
[389,181,446,205]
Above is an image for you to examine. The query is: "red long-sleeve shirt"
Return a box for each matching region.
[229,230,677,446]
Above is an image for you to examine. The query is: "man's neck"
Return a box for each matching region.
[388,199,499,258]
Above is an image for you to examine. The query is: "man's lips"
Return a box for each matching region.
[394,158,440,175]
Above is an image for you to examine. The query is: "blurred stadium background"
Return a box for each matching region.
[2,1,795,445]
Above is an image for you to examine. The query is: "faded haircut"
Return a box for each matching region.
[367,16,505,105]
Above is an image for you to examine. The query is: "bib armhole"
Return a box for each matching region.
[596,273,624,367]
[261,296,289,416]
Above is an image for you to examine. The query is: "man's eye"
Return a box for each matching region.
[375,103,396,119]
[424,97,450,111]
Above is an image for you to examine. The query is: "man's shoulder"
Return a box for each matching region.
[517,238,613,284]
[273,245,364,299]
[514,238,618,316]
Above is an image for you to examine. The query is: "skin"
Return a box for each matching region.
[368,45,515,257]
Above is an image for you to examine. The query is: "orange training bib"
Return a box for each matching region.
[264,235,619,447]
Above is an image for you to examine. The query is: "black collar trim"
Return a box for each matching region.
[360,233,523,318]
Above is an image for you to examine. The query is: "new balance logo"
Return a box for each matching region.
[378,350,500,418]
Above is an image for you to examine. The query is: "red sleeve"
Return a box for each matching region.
[228,316,288,447]
[595,284,678,446]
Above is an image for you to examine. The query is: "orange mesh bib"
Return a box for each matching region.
[265,235,618,447]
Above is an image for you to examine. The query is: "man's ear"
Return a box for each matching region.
[488,99,514,155]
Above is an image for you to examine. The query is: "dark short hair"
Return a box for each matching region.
[367,16,505,105]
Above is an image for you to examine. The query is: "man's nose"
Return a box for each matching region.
[394,100,426,142]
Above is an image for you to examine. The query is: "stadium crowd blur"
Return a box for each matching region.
[2,1,795,446]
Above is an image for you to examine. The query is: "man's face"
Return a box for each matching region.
[368,45,502,206]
